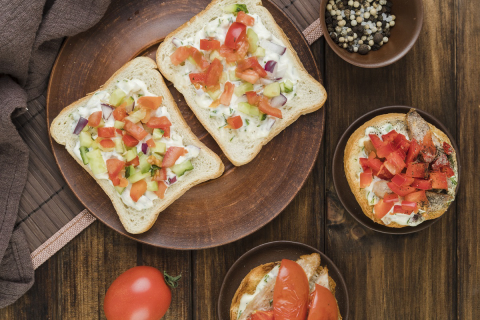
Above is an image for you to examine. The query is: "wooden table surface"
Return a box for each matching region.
[1,0,479,318]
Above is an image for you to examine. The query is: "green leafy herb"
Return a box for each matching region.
[138,93,144,97]
[245,119,250,126]
[261,114,267,121]
[230,136,235,142]
[164,271,182,288]
[150,165,160,177]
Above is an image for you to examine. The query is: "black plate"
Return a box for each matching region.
[332,106,461,235]
[217,241,349,320]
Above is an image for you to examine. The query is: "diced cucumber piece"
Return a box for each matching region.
[254,47,265,57]
[229,69,239,81]
[138,153,151,174]
[125,165,135,178]
[171,160,194,177]
[283,79,294,93]
[280,82,286,93]
[263,82,281,98]
[125,108,146,124]
[114,139,125,153]
[147,181,159,192]
[97,119,105,128]
[82,125,90,132]
[79,146,89,164]
[208,89,222,101]
[152,141,166,155]
[79,131,93,148]
[127,171,150,184]
[125,148,137,162]
[86,149,107,175]
[247,29,258,54]
[238,102,262,117]
[210,50,221,61]
[109,88,126,107]
[153,153,164,162]
[122,96,135,107]
[114,121,125,129]
[223,4,248,14]
[234,82,254,96]
[187,56,197,66]
[90,139,99,150]
[152,128,164,140]
[114,186,125,195]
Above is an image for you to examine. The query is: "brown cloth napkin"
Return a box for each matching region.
[0,0,110,308]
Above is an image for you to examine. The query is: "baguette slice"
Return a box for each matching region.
[50,57,224,234]
[156,0,327,166]
[344,111,458,228]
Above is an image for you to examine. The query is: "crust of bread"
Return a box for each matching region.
[50,57,224,234]
[156,0,327,166]
[344,112,458,228]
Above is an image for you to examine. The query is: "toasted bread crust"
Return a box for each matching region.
[344,112,458,228]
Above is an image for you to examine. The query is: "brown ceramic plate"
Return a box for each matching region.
[319,0,423,68]
[46,0,325,249]
[332,106,461,234]
[217,241,349,320]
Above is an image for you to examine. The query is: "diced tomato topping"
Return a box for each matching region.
[387,182,417,197]
[374,199,394,219]
[205,58,223,90]
[384,160,401,176]
[106,159,125,176]
[97,127,116,138]
[382,130,398,143]
[88,111,102,127]
[130,180,147,202]
[411,178,432,190]
[393,205,413,215]
[122,134,139,148]
[119,177,128,188]
[246,91,260,106]
[236,11,255,26]
[154,181,168,199]
[124,120,148,140]
[234,36,249,60]
[235,69,259,84]
[113,107,127,121]
[209,99,221,109]
[170,46,191,65]
[137,96,163,110]
[99,139,115,149]
[405,162,429,178]
[440,165,455,178]
[200,39,221,51]
[377,164,394,180]
[220,82,235,106]
[141,108,153,124]
[190,47,210,71]
[219,45,238,63]
[109,173,121,186]
[391,174,407,187]
[126,156,140,167]
[369,134,383,149]
[394,134,410,152]
[236,57,267,78]
[360,168,373,188]
[430,172,448,189]
[431,153,449,171]
[420,131,437,163]
[443,142,454,155]
[368,154,382,175]
[376,141,396,158]
[401,201,418,212]
[146,116,172,129]
[386,150,406,171]
[359,158,369,170]
[258,97,283,119]
[153,167,167,182]
[189,73,207,85]
[162,146,187,168]
[226,115,243,129]
[383,193,399,203]
[406,139,420,165]
[146,138,156,148]
[225,22,247,49]
[405,190,427,203]
[116,129,123,135]
[163,126,171,138]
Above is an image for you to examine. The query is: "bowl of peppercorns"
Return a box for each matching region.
[321,0,423,68]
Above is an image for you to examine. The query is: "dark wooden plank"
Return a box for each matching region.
[456,0,480,318]
[324,0,456,318]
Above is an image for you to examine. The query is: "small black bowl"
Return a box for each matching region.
[217,241,349,320]
[332,106,461,235]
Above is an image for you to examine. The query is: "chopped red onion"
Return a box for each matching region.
[141,143,148,155]
[267,118,276,129]
[125,99,135,113]
[270,94,287,108]
[73,117,88,135]
[166,176,177,185]
[260,78,274,85]
[264,60,277,73]
[260,39,286,55]
[101,103,114,120]
[172,38,182,47]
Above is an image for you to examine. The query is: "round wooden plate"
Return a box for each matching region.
[46,0,325,249]
[332,106,461,234]
[217,241,349,320]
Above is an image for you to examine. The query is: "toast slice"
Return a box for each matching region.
[50,57,224,234]
[344,111,458,228]
[156,0,327,166]
[230,253,341,320]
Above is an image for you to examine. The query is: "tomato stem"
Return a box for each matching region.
[164,271,182,288]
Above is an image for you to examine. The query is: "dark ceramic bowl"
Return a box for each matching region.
[332,106,461,235]
[217,241,349,319]
[320,0,424,68]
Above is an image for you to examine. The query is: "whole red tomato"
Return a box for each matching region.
[104,266,178,320]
